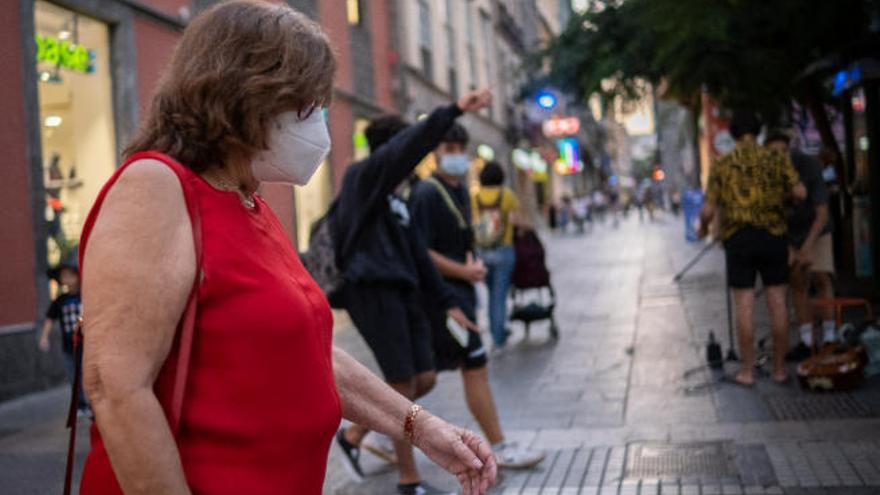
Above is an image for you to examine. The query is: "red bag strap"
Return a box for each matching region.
[64,152,203,495]
[170,195,202,434]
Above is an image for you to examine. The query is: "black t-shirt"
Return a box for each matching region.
[787,150,830,247]
[410,175,477,314]
[46,292,82,354]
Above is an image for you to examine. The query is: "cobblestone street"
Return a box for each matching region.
[4,214,880,494]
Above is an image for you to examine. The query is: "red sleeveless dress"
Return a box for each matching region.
[78,152,341,494]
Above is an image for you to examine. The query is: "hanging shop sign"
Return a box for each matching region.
[36,34,95,73]
[542,116,580,138]
[554,138,584,176]
[477,144,495,161]
[512,148,548,181]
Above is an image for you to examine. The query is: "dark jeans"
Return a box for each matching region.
[63,351,89,410]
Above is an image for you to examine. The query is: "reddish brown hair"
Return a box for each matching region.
[126,0,336,172]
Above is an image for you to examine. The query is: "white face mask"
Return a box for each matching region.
[251,109,331,185]
[439,153,470,176]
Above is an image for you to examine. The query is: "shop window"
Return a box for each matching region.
[418,0,433,81]
[35,1,117,270]
[850,87,873,278]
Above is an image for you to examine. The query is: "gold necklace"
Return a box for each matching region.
[204,173,256,209]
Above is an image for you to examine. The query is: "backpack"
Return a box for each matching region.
[474,190,506,249]
[300,210,345,300]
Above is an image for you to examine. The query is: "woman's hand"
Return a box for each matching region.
[412,412,497,495]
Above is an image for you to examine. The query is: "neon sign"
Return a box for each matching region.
[542,116,581,138]
[36,34,95,73]
[555,138,583,175]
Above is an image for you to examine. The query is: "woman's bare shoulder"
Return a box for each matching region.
[86,157,193,267]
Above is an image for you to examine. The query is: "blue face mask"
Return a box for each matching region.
[439,154,470,176]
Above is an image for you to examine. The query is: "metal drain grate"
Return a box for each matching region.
[766,394,871,421]
[625,441,738,479]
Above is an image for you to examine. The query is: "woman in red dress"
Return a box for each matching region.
[78,2,496,494]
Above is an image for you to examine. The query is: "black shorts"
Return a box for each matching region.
[724,226,789,289]
[342,284,435,383]
[427,303,488,372]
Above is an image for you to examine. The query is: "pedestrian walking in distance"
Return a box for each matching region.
[473,161,524,350]
[699,111,806,387]
[75,2,495,494]
[38,263,89,418]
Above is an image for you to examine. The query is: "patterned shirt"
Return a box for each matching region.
[706,137,801,240]
[46,292,82,354]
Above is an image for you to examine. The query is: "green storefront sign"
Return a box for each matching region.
[35,34,94,73]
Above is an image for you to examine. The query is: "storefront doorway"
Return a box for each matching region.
[35,0,117,268]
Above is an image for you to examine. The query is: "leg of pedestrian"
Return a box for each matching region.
[787,263,814,361]
[814,272,837,343]
[486,245,516,349]
[732,288,756,386]
[462,367,504,445]
[764,285,790,382]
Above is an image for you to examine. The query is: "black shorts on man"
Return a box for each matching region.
[724,226,789,289]
[425,282,488,372]
[342,284,435,383]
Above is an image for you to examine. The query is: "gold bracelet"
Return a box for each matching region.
[404,404,423,443]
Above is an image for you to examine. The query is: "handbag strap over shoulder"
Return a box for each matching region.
[425,177,468,229]
[64,152,204,495]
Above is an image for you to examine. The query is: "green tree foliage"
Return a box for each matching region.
[543,0,870,122]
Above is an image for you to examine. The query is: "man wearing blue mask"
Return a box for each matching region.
[409,124,545,471]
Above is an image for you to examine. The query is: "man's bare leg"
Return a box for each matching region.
[461,366,504,445]
[765,285,790,382]
[790,265,813,327]
[814,272,837,343]
[732,288,756,385]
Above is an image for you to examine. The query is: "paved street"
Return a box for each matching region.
[325,213,880,495]
[4,213,880,494]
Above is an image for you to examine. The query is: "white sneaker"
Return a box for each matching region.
[362,432,398,465]
[494,441,545,469]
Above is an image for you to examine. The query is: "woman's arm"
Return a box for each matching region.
[333,347,496,494]
[82,159,196,495]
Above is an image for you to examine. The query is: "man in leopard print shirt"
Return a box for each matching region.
[699,111,806,387]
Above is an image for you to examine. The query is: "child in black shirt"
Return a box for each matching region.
[39,263,89,415]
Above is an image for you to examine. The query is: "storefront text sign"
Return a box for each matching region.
[36,34,94,73]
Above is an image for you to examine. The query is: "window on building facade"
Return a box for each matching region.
[464,0,477,90]
[347,0,361,26]
[418,0,433,81]
[35,0,117,271]
[479,9,494,118]
[445,13,458,97]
